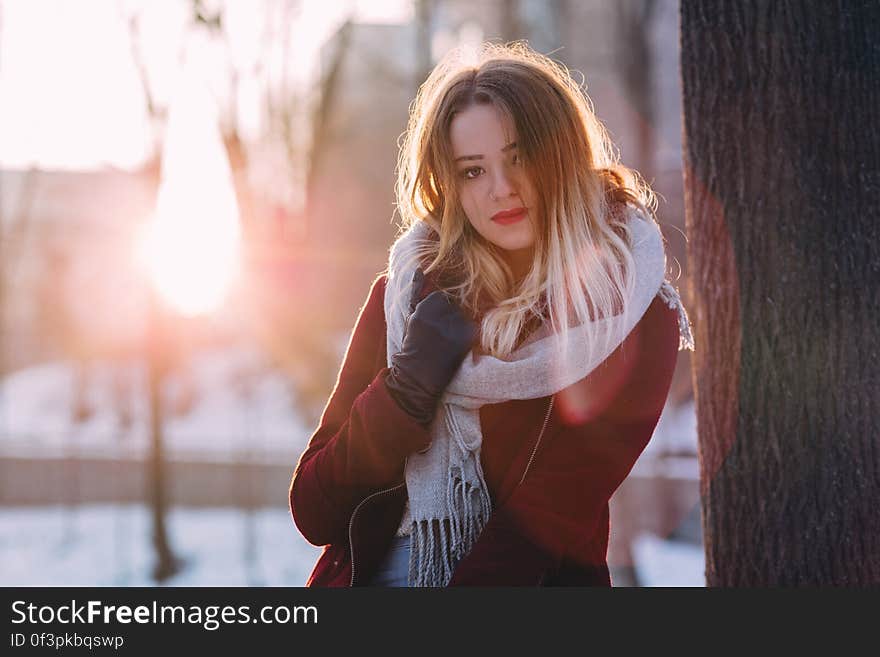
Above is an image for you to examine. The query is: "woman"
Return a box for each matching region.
[289,42,694,587]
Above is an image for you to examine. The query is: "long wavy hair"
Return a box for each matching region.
[388,41,662,363]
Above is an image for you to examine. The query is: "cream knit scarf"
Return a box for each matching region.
[384,208,694,587]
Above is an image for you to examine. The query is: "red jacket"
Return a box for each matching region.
[289,270,679,586]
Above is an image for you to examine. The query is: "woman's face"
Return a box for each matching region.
[449,103,537,280]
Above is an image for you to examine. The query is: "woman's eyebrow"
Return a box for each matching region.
[454,141,517,162]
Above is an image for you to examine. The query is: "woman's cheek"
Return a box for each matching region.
[461,190,481,223]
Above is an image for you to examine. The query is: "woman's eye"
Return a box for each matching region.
[461,167,483,180]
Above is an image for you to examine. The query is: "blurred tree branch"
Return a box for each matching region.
[615,0,658,183]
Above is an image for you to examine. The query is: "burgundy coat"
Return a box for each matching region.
[289,270,680,586]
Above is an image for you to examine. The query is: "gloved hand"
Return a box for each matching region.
[384,271,479,427]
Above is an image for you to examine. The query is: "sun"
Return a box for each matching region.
[135,45,242,318]
[136,196,240,318]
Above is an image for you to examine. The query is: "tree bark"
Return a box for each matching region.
[681,0,880,586]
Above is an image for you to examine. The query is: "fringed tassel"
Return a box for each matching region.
[409,519,449,587]
[658,280,695,352]
[408,474,493,586]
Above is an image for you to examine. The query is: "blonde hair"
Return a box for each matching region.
[389,41,661,362]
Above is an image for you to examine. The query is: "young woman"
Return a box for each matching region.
[289,42,694,587]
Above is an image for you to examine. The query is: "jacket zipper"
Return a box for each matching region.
[348,478,406,587]
[519,394,555,486]
[521,394,556,586]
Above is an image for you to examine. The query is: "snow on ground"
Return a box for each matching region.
[0,345,317,463]
[632,531,706,587]
[0,503,704,587]
[0,504,322,586]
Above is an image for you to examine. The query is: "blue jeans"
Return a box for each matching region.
[368,535,411,587]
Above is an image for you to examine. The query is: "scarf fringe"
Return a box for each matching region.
[407,470,492,587]
[658,280,695,352]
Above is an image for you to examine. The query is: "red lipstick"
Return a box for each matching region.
[491,207,527,225]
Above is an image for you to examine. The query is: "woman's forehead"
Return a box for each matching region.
[449,104,517,158]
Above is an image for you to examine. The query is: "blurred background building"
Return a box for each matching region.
[0,0,700,587]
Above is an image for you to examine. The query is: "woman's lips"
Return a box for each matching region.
[491,208,527,225]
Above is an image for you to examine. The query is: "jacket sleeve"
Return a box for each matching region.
[289,274,433,546]
[447,296,680,585]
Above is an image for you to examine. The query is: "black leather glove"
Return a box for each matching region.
[384,271,479,427]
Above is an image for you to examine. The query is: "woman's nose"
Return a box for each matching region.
[490,170,517,200]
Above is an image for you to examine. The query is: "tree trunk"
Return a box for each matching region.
[415,0,434,91]
[681,1,880,585]
[500,0,522,42]
[305,19,353,244]
[146,288,182,583]
[615,0,657,185]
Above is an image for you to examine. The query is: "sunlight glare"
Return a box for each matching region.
[137,35,241,317]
